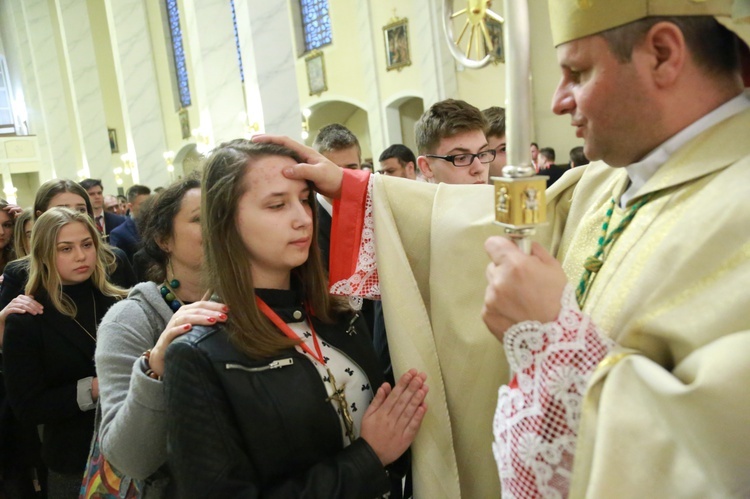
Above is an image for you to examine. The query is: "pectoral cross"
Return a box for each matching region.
[326,368,356,443]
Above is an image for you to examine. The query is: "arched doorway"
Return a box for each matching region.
[383,95,424,155]
[305,100,372,162]
[174,143,203,178]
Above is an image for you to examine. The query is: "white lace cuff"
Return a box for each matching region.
[329,175,380,300]
[492,283,615,498]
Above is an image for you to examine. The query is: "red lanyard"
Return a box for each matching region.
[255,296,325,366]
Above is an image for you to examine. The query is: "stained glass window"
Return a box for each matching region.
[229,0,245,83]
[300,0,331,52]
[165,0,191,108]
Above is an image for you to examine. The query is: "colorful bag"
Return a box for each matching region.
[79,405,140,499]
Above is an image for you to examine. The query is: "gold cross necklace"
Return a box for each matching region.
[71,292,98,343]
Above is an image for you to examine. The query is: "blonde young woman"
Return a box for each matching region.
[2,208,127,498]
[0,179,136,316]
[165,140,428,498]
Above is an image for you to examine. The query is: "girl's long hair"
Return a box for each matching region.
[0,199,16,266]
[13,208,32,258]
[33,179,94,219]
[25,208,127,317]
[139,172,201,283]
[202,139,348,359]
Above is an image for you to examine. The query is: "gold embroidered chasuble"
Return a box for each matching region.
[369,107,750,498]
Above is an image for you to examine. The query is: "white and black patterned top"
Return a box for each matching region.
[289,321,374,446]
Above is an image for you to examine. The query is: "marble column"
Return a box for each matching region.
[56,0,114,186]
[19,0,78,180]
[3,0,55,181]
[234,0,301,138]
[413,0,458,107]
[108,0,169,188]
[182,0,246,144]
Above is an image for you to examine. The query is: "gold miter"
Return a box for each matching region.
[548,0,750,50]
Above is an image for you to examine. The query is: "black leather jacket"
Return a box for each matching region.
[164,289,402,498]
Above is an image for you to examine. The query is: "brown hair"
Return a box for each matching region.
[0,199,16,268]
[415,99,487,154]
[202,139,347,359]
[600,16,740,75]
[12,208,32,259]
[482,106,506,139]
[26,208,127,317]
[313,123,361,156]
[140,172,201,283]
[34,179,94,220]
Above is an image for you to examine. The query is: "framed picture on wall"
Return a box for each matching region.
[305,51,327,96]
[108,128,119,154]
[383,18,411,71]
[486,19,505,63]
[178,108,191,139]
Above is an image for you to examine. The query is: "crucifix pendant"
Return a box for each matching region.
[326,368,356,443]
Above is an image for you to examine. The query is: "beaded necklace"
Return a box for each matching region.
[575,192,656,309]
[160,279,184,311]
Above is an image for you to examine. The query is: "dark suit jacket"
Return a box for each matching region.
[316,201,332,272]
[109,217,140,263]
[316,198,375,338]
[2,284,116,473]
[102,211,126,238]
[545,164,571,188]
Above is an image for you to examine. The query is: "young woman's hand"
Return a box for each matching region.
[2,203,23,218]
[0,295,44,347]
[360,369,428,466]
[147,301,228,378]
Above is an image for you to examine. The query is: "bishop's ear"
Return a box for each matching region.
[642,21,687,88]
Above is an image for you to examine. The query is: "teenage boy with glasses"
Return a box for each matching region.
[415,99,494,185]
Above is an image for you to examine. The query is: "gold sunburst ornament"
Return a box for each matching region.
[443,0,505,69]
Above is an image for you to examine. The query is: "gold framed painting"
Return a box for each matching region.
[383,18,411,71]
[178,108,191,139]
[486,18,505,64]
[107,128,119,154]
[305,50,327,96]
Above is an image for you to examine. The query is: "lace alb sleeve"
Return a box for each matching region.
[329,174,380,300]
[492,284,615,498]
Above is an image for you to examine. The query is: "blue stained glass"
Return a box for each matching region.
[300,0,331,51]
[229,0,245,83]
[166,0,191,108]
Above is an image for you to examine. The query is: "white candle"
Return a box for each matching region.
[502,0,534,175]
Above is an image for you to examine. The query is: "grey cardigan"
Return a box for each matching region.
[96,282,172,480]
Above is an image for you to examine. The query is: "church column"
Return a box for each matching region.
[234,0,301,138]
[55,0,113,185]
[181,0,246,145]
[17,0,78,179]
[107,0,169,189]
[3,0,55,180]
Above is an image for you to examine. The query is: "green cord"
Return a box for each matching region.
[575,193,655,309]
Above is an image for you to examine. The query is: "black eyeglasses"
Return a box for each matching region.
[425,149,496,167]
